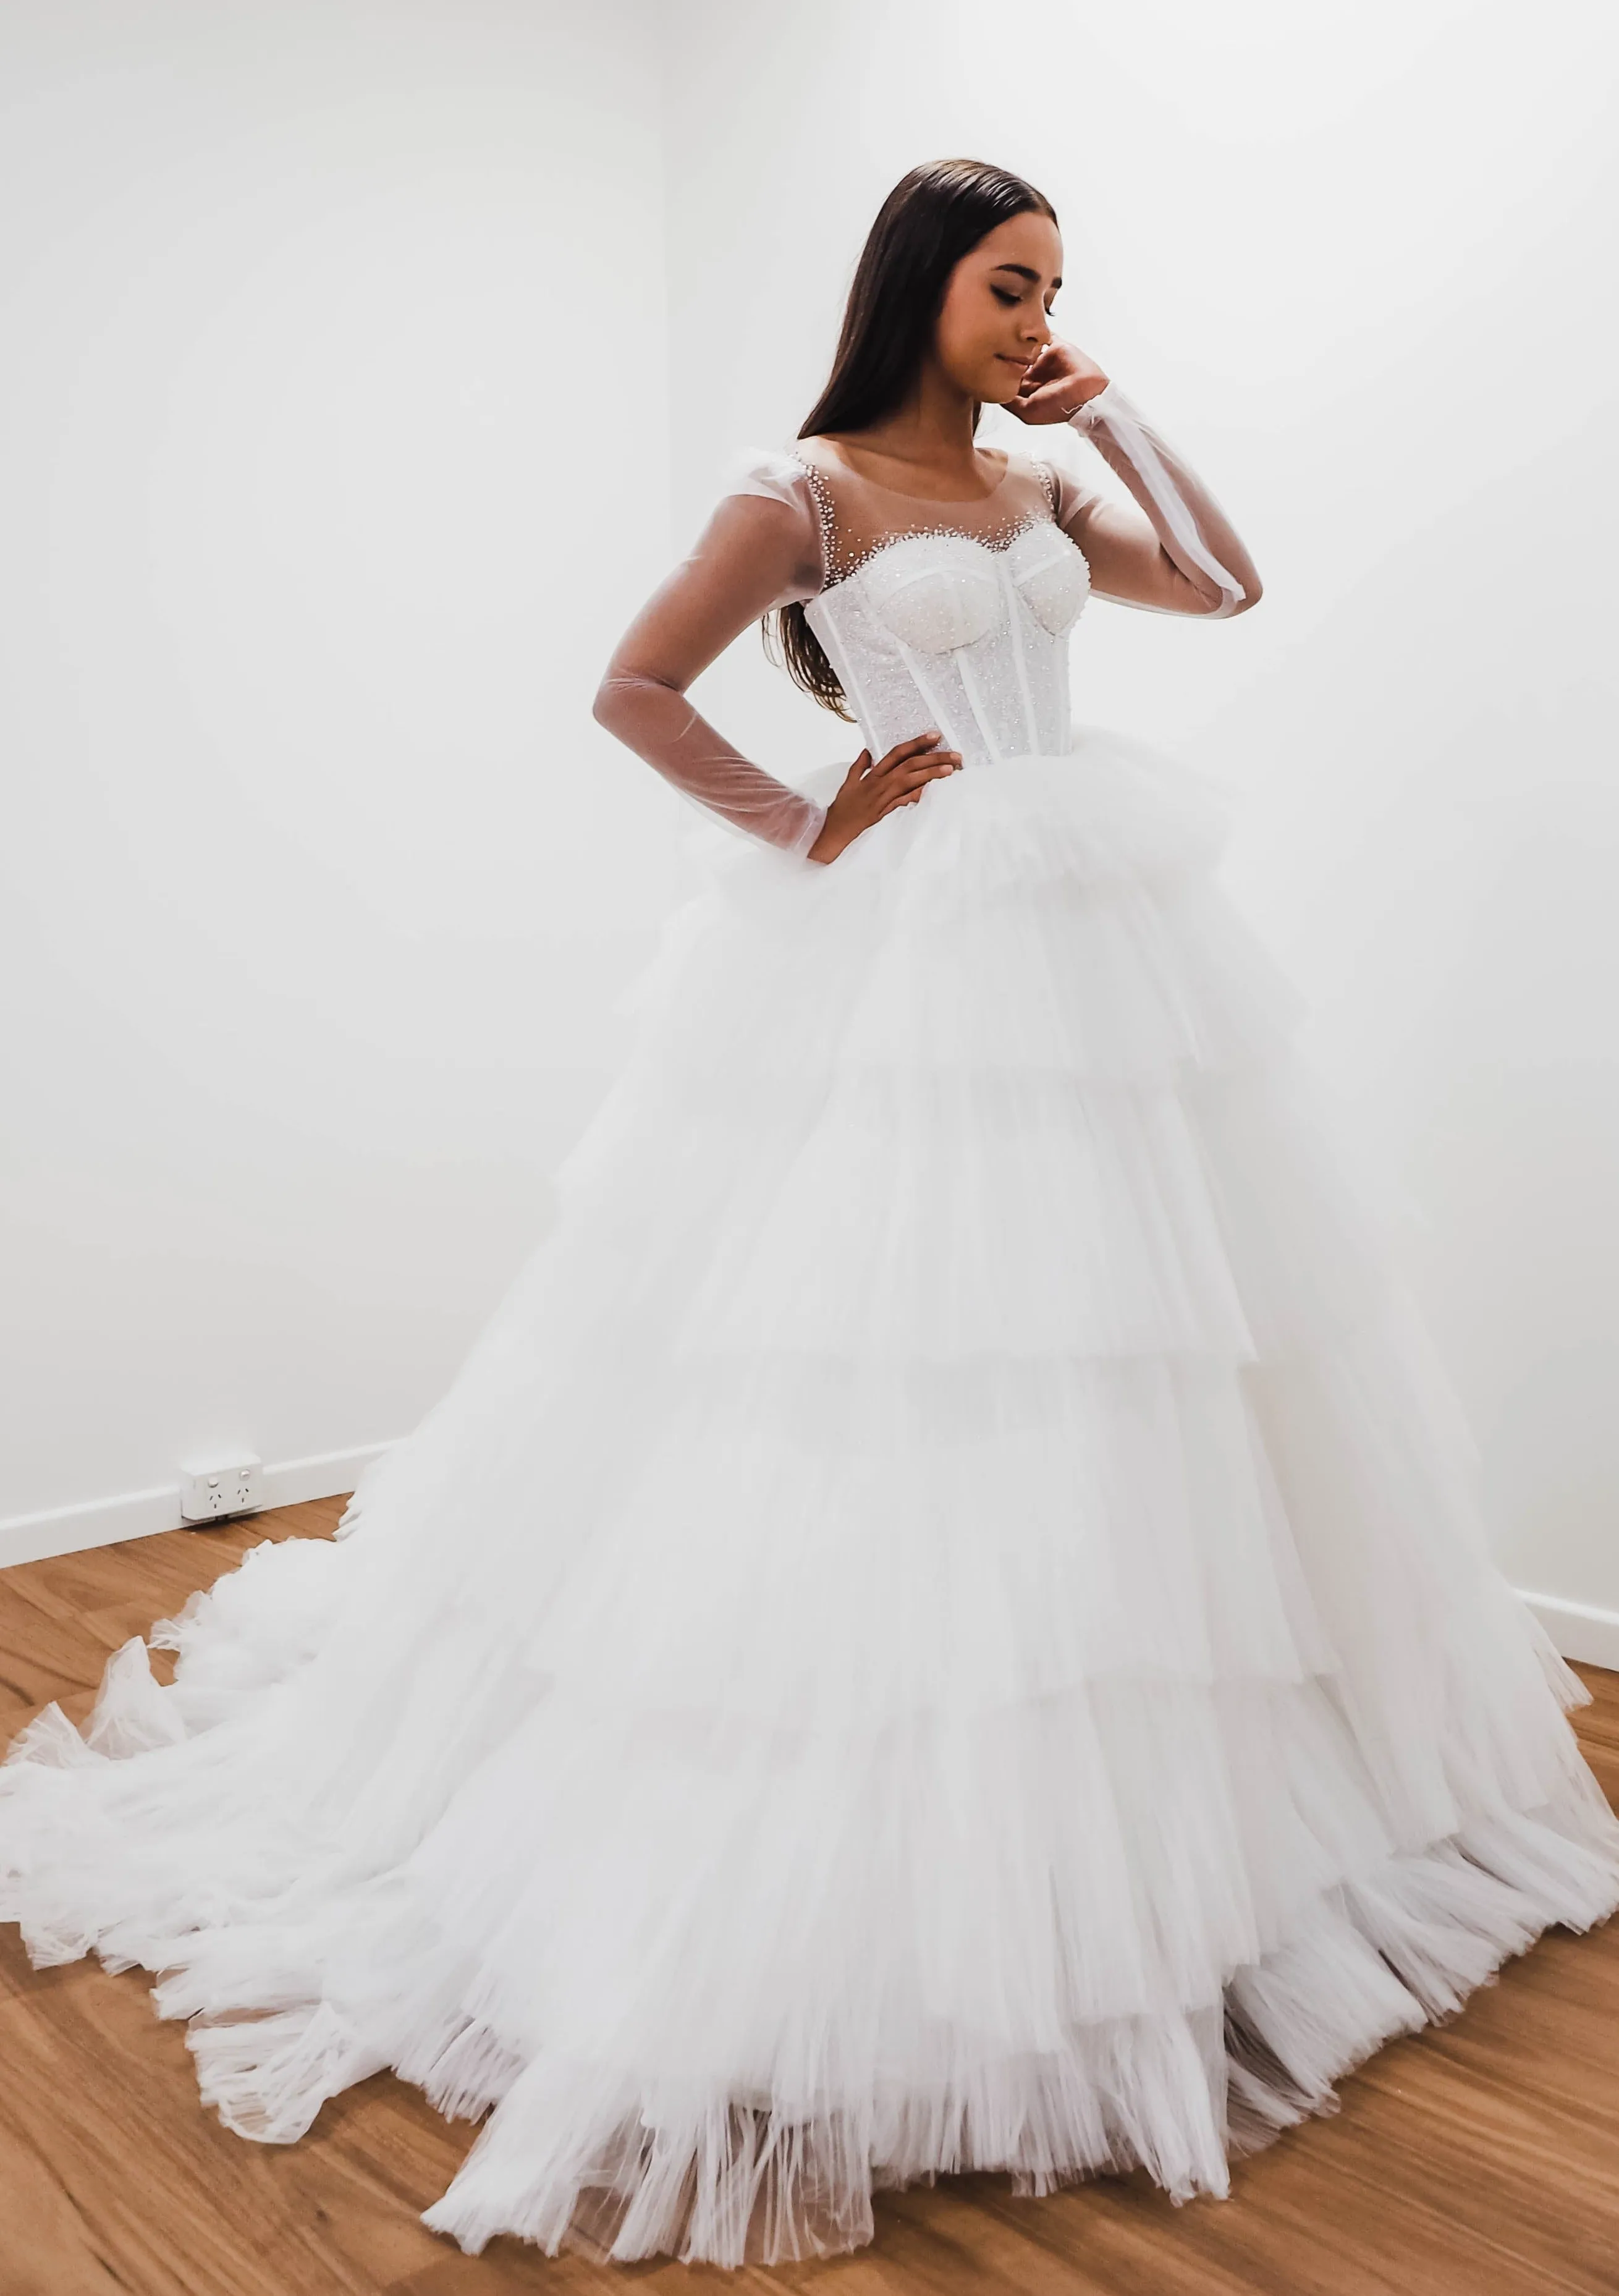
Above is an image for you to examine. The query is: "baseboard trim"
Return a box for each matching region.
[3,1470,1617,1677]
[0,1442,395,1572]
[1518,1588,1619,1672]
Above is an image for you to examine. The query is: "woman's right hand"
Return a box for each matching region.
[806,731,962,864]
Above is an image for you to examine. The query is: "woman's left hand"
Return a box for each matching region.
[1005,339,1110,426]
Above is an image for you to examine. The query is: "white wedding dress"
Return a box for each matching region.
[3,388,1617,2269]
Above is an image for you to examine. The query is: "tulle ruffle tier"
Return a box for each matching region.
[2,729,1615,2266]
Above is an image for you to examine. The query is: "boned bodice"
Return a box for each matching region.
[804,519,1091,770]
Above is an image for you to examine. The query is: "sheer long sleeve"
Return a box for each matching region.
[1049,383,1261,619]
[592,457,831,858]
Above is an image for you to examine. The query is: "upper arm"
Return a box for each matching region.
[596,466,824,705]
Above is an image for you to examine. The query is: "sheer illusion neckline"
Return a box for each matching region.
[792,440,1016,507]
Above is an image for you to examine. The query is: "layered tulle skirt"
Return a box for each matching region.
[3,731,1617,2265]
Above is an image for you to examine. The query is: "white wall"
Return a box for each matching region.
[661,0,1619,1638]
[7,0,1618,1648]
[0,0,675,1556]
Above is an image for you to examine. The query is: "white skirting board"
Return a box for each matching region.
[0,1468,1615,1676]
[1520,1590,1619,1674]
[0,1443,393,1573]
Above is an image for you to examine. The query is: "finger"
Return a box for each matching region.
[889,729,944,762]
[874,731,946,776]
[882,766,957,808]
[884,757,959,794]
[1012,384,1073,426]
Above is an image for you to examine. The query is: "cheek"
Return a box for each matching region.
[935,292,1002,378]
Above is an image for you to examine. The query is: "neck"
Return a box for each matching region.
[863,361,981,472]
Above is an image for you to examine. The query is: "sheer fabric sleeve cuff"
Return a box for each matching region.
[1060,383,1261,619]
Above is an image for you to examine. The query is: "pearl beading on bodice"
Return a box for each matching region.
[801,515,1091,773]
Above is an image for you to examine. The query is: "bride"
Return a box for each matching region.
[3,158,1617,2269]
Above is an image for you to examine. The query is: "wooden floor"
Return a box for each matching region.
[0,1499,1615,2296]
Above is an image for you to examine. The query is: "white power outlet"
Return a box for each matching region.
[179,1454,264,1524]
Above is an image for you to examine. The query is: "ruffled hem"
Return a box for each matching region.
[412,1792,1618,2265]
[2,1559,1614,2266]
[94,1785,1618,2268]
[2,721,1615,2269]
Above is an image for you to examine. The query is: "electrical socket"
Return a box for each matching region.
[179,1455,264,1524]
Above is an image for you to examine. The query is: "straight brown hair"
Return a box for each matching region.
[767,158,1058,718]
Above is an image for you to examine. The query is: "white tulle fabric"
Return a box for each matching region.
[2,482,1617,2271]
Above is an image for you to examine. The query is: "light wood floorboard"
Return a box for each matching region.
[0,1496,1614,2295]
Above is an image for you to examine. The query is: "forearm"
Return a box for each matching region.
[592,670,827,857]
[1067,383,1261,617]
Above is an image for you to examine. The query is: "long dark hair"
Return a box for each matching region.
[767,158,1059,719]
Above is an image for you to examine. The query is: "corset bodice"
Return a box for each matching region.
[804,519,1091,770]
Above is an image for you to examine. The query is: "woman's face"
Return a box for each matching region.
[931,210,1063,405]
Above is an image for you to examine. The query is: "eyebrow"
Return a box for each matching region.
[990,262,1062,292]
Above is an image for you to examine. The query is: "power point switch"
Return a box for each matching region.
[179,1455,264,1524]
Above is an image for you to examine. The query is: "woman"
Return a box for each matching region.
[3,158,1616,2269]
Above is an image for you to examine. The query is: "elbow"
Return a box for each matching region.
[592,659,683,737]
[1204,572,1262,620]
[1228,566,1263,616]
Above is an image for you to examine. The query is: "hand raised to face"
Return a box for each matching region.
[1005,339,1110,426]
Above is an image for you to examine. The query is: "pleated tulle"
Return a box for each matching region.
[3,728,1617,2266]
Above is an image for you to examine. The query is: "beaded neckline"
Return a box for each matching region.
[790,449,1065,595]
